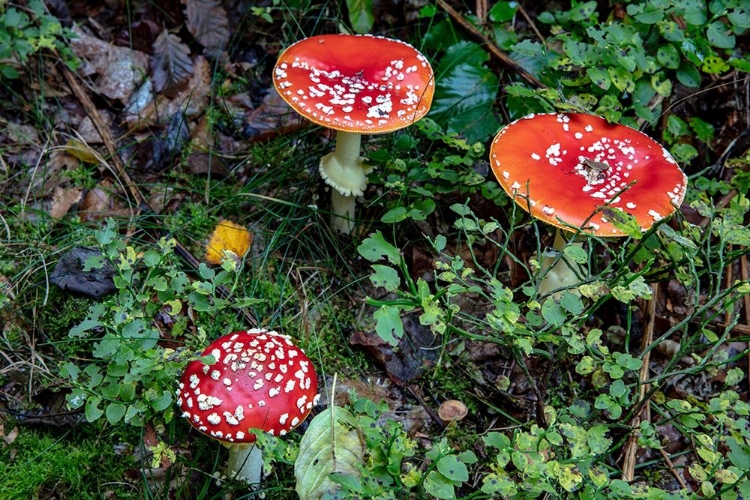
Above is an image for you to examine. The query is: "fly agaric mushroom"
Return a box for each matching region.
[489,113,687,295]
[273,34,435,234]
[177,329,319,484]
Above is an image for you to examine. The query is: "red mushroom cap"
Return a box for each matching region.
[177,329,319,444]
[273,34,434,134]
[490,113,687,236]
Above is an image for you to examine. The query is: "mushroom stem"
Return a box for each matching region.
[227,443,263,484]
[538,230,585,298]
[319,131,367,234]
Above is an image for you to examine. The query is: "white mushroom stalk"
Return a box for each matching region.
[319,130,369,234]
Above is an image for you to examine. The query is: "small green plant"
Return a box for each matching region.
[0,0,78,79]
[60,219,260,427]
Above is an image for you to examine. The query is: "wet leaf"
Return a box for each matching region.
[151,29,193,96]
[205,220,252,265]
[50,247,117,298]
[295,406,364,500]
[184,0,230,54]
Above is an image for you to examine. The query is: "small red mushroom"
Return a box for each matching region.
[177,329,319,484]
[273,34,435,233]
[489,113,687,295]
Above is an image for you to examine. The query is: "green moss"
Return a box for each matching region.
[0,427,137,500]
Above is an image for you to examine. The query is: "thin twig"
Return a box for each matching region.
[622,283,658,481]
[516,2,545,43]
[658,448,689,490]
[435,0,545,89]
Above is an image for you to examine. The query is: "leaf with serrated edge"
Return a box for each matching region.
[151,30,193,95]
[184,0,230,53]
[295,406,365,500]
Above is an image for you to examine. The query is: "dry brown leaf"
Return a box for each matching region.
[184,0,230,54]
[49,187,83,219]
[69,25,149,104]
[125,56,211,130]
[151,29,194,96]
[205,220,252,265]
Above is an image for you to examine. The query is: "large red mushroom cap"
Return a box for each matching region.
[273,34,434,134]
[177,329,319,444]
[490,113,687,236]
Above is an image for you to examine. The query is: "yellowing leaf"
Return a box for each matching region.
[205,220,252,265]
[294,406,365,500]
[63,138,100,164]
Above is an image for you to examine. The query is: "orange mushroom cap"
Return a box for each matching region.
[489,113,687,236]
[273,34,434,134]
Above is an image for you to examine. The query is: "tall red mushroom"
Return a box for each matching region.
[273,34,435,233]
[177,329,319,484]
[489,113,687,295]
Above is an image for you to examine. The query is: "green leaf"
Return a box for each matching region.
[727,437,750,469]
[346,0,373,34]
[373,306,404,345]
[563,245,588,265]
[105,402,126,424]
[671,143,698,163]
[357,231,400,264]
[656,44,680,69]
[541,299,566,326]
[586,67,610,90]
[381,206,407,223]
[369,265,400,292]
[559,292,584,315]
[702,55,731,74]
[150,390,172,412]
[676,62,701,87]
[437,455,469,482]
[728,8,750,28]
[431,51,500,142]
[608,66,634,92]
[586,425,612,454]
[489,1,517,22]
[706,21,736,48]
[85,396,104,422]
[423,471,456,499]
[601,207,643,239]
[626,4,664,23]
[295,406,364,500]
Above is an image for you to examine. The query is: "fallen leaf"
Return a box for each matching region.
[295,406,365,500]
[184,0,230,54]
[125,56,211,130]
[49,186,83,219]
[70,25,150,104]
[63,138,100,164]
[50,246,117,298]
[205,220,253,265]
[151,29,194,96]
